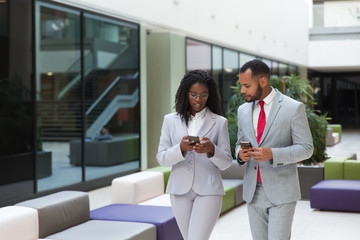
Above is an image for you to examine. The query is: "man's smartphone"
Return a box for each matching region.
[240,141,252,149]
[188,136,200,145]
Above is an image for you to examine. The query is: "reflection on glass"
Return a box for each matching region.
[212,46,222,86]
[261,58,272,70]
[0,77,34,200]
[35,2,82,191]
[239,53,256,68]
[279,63,288,76]
[35,3,141,189]
[272,61,279,76]
[222,49,239,113]
[288,65,298,75]
[82,13,140,180]
[186,38,211,72]
[0,0,35,201]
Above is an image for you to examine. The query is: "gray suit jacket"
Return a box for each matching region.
[235,89,313,204]
[157,108,232,195]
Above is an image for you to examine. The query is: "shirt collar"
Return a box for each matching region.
[192,106,207,120]
[256,87,275,105]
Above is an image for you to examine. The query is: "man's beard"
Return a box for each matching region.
[245,84,263,102]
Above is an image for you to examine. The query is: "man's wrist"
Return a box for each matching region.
[237,158,246,165]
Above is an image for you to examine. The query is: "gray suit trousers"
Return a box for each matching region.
[247,182,297,240]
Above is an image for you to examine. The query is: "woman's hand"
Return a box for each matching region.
[180,136,214,155]
[180,136,196,152]
[193,137,214,155]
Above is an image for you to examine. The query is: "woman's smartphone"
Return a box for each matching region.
[188,136,200,145]
[240,141,252,149]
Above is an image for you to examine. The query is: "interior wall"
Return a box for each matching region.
[140,25,148,169]
[146,31,185,168]
[309,39,360,70]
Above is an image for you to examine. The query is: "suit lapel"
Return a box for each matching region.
[174,113,189,139]
[259,90,283,145]
[245,102,257,144]
[197,109,216,138]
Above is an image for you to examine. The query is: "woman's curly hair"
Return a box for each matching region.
[175,70,222,126]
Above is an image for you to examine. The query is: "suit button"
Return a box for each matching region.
[254,166,257,170]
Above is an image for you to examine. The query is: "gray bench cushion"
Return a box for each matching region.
[70,136,139,166]
[46,220,156,240]
[16,191,89,238]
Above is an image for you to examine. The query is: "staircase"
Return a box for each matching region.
[37,38,138,142]
[37,100,91,141]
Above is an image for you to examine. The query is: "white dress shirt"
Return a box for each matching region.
[188,107,207,136]
[252,87,276,139]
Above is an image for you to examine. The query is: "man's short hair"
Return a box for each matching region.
[240,59,270,79]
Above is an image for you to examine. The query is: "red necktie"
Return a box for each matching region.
[257,101,266,182]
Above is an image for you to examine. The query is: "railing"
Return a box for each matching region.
[85,72,139,139]
[56,39,130,100]
[57,51,94,100]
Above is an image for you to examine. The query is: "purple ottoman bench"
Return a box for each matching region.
[90,204,182,240]
[310,179,360,212]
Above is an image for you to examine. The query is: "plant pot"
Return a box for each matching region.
[297,165,324,199]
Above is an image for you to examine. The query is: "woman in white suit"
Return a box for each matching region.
[157,70,233,240]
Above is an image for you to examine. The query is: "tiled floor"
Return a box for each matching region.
[88,128,360,240]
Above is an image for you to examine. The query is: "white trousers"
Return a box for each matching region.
[247,182,297,240]
[170,189,222,240]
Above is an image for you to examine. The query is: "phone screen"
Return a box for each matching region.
[240,141,252,149]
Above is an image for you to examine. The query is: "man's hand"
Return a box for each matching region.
[250,147,273,162]
[238,148,252,162]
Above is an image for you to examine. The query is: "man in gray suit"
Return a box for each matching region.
[235,59,313,240]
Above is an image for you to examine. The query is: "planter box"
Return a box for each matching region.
[298,165,324,200]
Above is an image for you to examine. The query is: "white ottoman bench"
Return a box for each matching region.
[112,171,165,204]
[0,206,39,240]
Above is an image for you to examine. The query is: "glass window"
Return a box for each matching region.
[271,61,279,76]
[35,2,82,191]
[288,65,298,75]
[279,63,289,76]
[239,53,256,69]
[34,2,140,191]
[0,0,34,202]
[261,58,272,70]
[222,49,239,113]
[83,13,140,181]
[186,38,211,72]
[212,45,222,87]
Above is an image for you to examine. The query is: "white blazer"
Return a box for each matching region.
[157,109,232,195]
